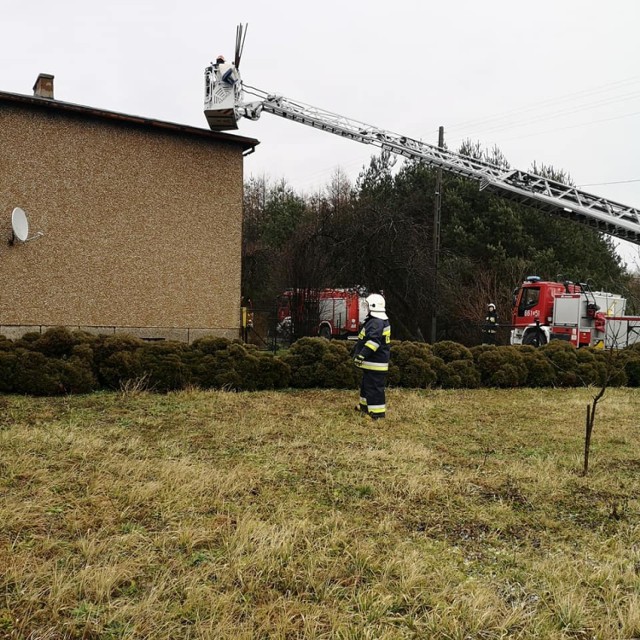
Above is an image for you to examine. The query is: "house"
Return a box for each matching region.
[0,73,258,342]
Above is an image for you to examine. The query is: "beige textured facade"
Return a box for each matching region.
[0,82,258,341]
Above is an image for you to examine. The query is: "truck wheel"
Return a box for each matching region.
[318,325,332,340]
[523,329,547,347]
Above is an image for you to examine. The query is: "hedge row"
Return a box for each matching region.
[0,329,290,396]
[0,328,639,396]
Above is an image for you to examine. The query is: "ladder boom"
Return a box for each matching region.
[204,71,640,245]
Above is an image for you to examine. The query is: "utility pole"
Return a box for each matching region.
[430,126,444,344]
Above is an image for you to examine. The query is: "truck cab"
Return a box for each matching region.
[511,277,566,346]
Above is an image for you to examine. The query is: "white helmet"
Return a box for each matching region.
[488,303,496,310]
[366,293,388,319]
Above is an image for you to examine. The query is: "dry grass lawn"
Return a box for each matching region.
[0,387,639,639]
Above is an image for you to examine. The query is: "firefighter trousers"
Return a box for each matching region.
[359,370,387,419]
[482,330,497,345]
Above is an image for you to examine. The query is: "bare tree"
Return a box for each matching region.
[582,336,627,475]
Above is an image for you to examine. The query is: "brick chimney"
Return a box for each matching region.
[33,73,54,99]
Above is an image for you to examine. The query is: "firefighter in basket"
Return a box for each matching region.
[352,293,391,419]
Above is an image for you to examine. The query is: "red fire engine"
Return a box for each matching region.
[511,276,640,349]
[277,288,369,339]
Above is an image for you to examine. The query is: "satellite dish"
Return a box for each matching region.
[8,207,43,246]
[11,207,30,242]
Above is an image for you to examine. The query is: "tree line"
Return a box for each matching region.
[242,143,638,345]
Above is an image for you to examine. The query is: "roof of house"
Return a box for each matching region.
[0,89,259,152]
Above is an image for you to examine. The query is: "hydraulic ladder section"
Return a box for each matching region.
[204,74,640,245]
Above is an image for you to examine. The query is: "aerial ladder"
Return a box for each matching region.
[203,29,640,246]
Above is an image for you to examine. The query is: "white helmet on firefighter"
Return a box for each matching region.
[488,303,496,310]
[366,293,388,320]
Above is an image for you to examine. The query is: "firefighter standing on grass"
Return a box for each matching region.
[353,293,391,419]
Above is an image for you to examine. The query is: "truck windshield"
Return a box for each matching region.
[518,287,540,316]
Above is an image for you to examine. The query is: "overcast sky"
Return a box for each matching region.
[3,0,640,268]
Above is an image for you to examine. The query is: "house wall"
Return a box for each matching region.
[0,103,246,341]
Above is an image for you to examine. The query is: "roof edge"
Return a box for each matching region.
[0,89,259,151]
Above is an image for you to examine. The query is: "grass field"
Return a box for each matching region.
[0,387,639,639]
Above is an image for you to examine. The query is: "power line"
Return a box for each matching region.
[449,91,640,142]
[578,179,640,187]
[449,109,640,148]
[440,76,640,136]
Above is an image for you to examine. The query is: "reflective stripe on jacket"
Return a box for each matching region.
[353,316,391,372]
[484,310,498,333]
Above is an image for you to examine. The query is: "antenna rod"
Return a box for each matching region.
[235,23,248,69]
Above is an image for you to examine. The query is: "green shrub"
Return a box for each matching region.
[472,346,528,388]
[470,344,497,362]
[12,350,65,396]
[320,340,358,389]
[438,359,481,389]
[14,332,41,348]
[190,338,292,391]
[94,335,146,388]
[189,353,218,389]
[98,349,145,389]
[191,336,232,355]
[432,340,473,363]
[584,348,628,387]
[0,351,17,393]
[281,338,358,389]
[624,351,640,386]
[516,345,557,387]
[212,357,257,390]
[2,333,97,395]
[191,343,260,391]
[215,344,261,391]
[59,356,99,394]
[72,342,96,366]
[190,343,290,392]
[30,326,94,359]
[540,341,579,387]
[138,342,192,393]
[388,341,440,388]
[94,334,145,362]
[254,352,291,390]
[573,348,605,386]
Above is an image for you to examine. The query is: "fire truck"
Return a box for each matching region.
[277,288,368,340]
[511,276,640,349]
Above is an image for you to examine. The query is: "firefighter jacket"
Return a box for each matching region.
[353,315,391,372]
[484,309,498,333]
